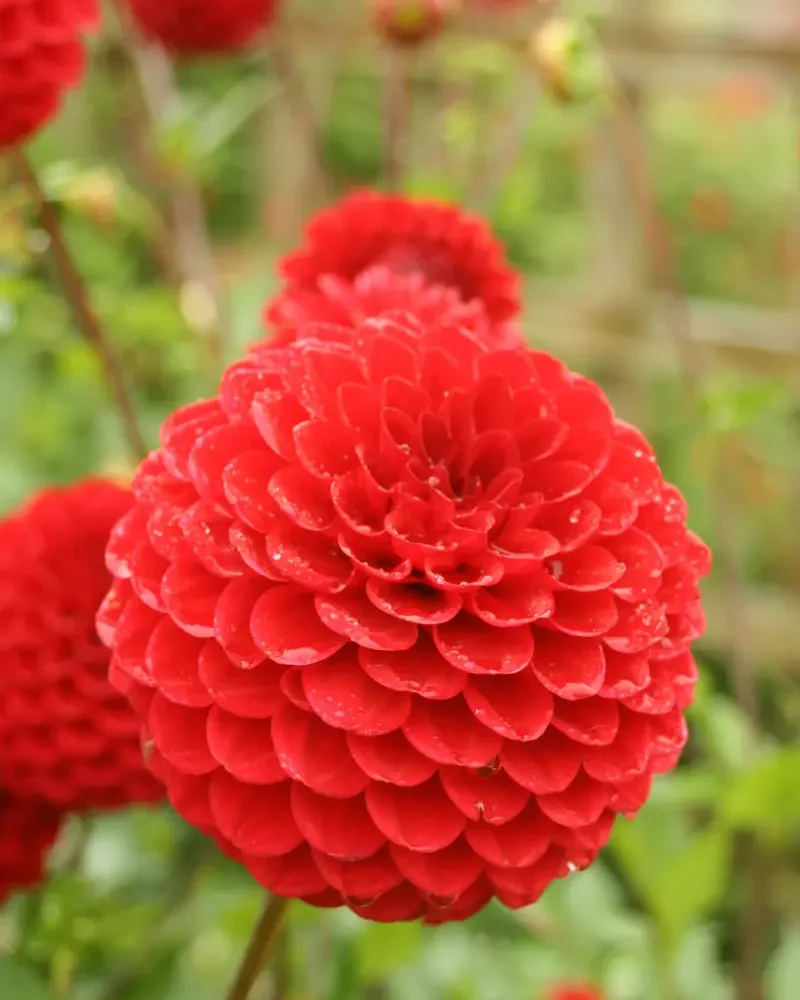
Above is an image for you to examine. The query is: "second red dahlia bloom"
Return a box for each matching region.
[0,479,164,812]
[546,986,604,1000]
[99,306,708,924]
[125,0,279,55]
[267,190,521,335]
[264,264,518,351]
[0,0,99,149]
[0,792,62,904]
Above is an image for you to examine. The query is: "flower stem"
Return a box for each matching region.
[383,49,413,193]
[271,27,332,205]
[12,150,147,461]
[225,894,289,1000]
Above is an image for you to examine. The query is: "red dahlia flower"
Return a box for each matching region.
[0,0,98,149]
[126,0,279,55]
[265,265,519,351]
[0,479,164,812]
[267,190,521,335]
[374,0,458,47]
[99,310,708,924]
[0,792,62,903]
[546,986,604,1000]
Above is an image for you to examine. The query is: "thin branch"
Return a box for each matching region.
[12,151,147,460]
[225,894,289,1000]
[270,29,332,204]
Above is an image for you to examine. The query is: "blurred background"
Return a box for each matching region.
[1,1,799,998]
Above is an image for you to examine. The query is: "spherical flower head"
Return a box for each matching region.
[99,311,709,924]
[374,0,459,47]
[267,190,521,337]
[546,986,604,1000]
[126,0,279,55]
[0,479,165,812]
[264,265,520,352]
[0,792,62,903]
[0,0,99,150]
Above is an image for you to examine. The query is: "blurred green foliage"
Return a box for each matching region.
[1,4,798,999]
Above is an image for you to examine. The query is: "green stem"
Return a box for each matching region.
[225,894,289,1000]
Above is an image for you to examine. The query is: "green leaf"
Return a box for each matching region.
[610,803,690,913]
[722,747,800,840]
[695,695,758,771]
[356,920,423,982]
[0,957,58,1000]
[648,824,732,942]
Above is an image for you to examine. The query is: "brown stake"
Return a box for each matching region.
[225,894,289,1000]
[271,28,333,205]
[383,48,414,193]
[12,151,147,461]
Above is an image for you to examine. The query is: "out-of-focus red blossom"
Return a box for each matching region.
[125,0,279,55]
[268,265,520,351]
[374,0,458,47]
[0,792,62,903]
[266,190,521,338]
[546,985,604,1000]
[99,308,709,924]
[0,0,98,150]
[0,480,164,812]
[707,74,775,122]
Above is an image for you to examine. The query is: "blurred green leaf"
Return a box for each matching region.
[357,921,423,982]
[648,825,732,942]
[0,957,57,1000]
[722,747,800,840]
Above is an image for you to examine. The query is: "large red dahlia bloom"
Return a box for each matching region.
[0,480,164,812]
[267,190,521,335]
[126,0,279,55]
[0,0,98,149]
[99,311,708,924]
[0,792,62,903]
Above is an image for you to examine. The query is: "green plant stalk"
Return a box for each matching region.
[225,894,289,1000]
[11,150,147,461]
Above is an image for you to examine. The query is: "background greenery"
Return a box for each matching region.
[1,1,798,998]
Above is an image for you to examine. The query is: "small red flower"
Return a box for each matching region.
[100,309,708,924]
[546,986,604,1000]
[0,0,98,149]
[125,0,279,55]
[267,190,521,334]
[374,0,458,47]
[0,792,62,903]
[0,479,164,812]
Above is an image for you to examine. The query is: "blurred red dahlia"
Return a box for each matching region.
[546,986,604,1000]
[0,0,98,149]
[266,190,521,336]
[374,0,459,47]
[99,310,708,924]
[0,480,164,812]
[0,792,62,903]
[265,264,519,351]
[126,0,279,55]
